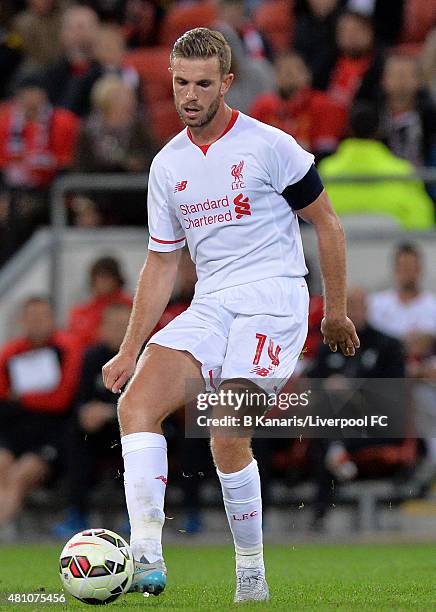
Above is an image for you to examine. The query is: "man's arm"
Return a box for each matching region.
[102,249,181,392]
[297,190,360,356]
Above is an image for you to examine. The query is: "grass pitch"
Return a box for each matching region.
[0,543,434,610]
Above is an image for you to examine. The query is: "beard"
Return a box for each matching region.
[175,92,221,129]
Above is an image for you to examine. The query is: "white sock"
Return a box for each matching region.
[121,432,167,564]
[217,459,264,574]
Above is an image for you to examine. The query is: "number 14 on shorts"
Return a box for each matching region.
[251,333,281,377]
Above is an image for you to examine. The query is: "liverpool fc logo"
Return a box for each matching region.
[231,160,245,190]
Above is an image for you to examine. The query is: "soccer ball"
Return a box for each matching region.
[59,528,134,605]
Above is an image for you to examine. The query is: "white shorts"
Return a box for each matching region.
[148,277,309,394]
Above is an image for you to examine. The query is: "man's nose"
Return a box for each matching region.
[185,86,198,100]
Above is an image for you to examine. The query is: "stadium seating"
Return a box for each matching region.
[125,47,173,104]
[401,0,436,44]
[254,0,294,54]
[159,2,218,47]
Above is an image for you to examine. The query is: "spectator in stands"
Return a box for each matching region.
[422,27,436,103]
[347,0,405,46]
[12,0,65,71]
[0,71,79,197]
[0,72,80,263]
[54,302,131,536]
[316,10,384,109]
[377,54,436,170]
[73,74,154,225]
[74,75,155,174]
[249,51,346,158]
[0,72,79,192]
[217,0,272,61]
[368,243,436,340]
[219,26,274,114]
[294,0,344,86]
[308,286,411,530]
[0,296,82,533]
[369,243,436,495]
[70,196,103,228]
[68,256,132,348]
[43,5,99,108]
[319,102,435,229]
[68,24,140,117]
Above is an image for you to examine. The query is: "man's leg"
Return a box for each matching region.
[0,453,49,526]
[0,449,14,489]
[117,344,203,593]
[210,381,268,602]
[0,449,16,525]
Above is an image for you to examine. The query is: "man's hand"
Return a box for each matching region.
[321,317,360,356]
[102,351,137,394]
[79,401,116,433]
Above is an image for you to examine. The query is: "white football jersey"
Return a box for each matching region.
[147,110,314,296]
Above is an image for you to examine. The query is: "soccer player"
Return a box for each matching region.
[102,28,359,602]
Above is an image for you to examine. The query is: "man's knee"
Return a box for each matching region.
[118,386,136,422]
[117,385,166,432]
[210,436,252,473]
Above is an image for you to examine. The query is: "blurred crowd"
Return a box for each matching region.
[0,0,436,264]
[0,241,435,538]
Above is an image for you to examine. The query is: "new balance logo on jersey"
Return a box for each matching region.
[231,160,245,190]
[234,193,251,219]
[174,180,188,193]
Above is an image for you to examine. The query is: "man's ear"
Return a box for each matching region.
[221,73,234,95]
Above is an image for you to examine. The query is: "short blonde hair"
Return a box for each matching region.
[171,27,232,77]
[91,75,126,113]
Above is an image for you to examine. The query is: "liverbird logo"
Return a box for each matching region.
[231,160,245,190]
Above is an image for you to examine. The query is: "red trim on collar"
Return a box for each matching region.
[187,109,239,156]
